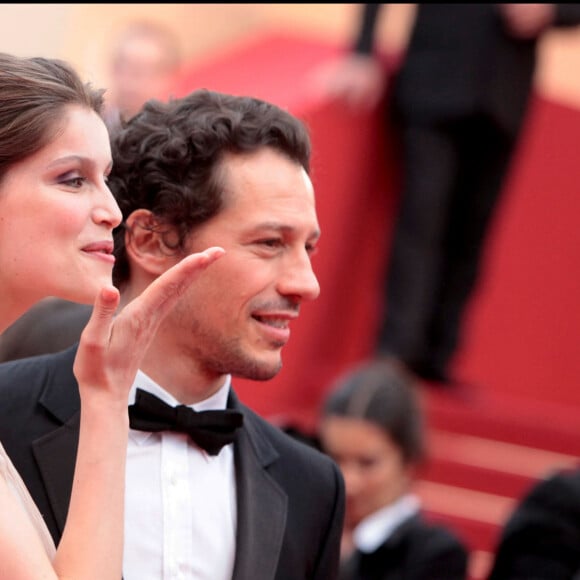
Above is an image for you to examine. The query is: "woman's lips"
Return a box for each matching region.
[82,241,115,264]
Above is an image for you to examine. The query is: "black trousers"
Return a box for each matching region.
[376,112,517,378]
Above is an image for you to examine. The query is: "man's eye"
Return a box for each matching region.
[358,457,379,470]
[259,239,282,248]
[306,243,319,257]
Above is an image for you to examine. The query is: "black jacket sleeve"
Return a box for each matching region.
[488,468,580,580]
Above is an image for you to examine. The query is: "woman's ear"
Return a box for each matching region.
[124,209,180,275]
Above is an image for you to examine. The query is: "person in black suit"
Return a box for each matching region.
[318,359,468,579]
[0,89,345,579]
[315,4,580,387]
[488,466,580,579]
[0,298,91,362]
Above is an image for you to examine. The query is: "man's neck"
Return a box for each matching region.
[139,350,228,405]
[119,283,227,404]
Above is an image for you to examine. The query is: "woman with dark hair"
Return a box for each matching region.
[319,360,468,579]
[0,52,222,578]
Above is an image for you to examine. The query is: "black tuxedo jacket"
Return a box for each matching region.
[488,467,580,580]
[0,345,345,580]
[338,512,468,580]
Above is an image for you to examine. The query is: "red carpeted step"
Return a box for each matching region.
[423,507,500,553]
[420,456,536,499]
[415,480,513,537]
[423,389,580,457]
[425,429,579,482]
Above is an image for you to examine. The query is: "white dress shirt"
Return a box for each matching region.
[353,493,421,554]
[123,371,237,580]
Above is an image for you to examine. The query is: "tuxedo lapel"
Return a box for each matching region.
[33,346,81,536]
[32,412,80,535]
[230,395,287,580]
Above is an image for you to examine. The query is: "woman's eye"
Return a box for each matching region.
[60,175,87,188]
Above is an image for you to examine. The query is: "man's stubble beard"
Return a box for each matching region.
[186,321,283,382]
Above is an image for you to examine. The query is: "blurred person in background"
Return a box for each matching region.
[103,19,183,131]
[319,359,468,579]
[488,465,580,579]
[0,299,91,362]
[314,4,580,390]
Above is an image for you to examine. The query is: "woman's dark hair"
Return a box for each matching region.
[0,52,105,183]
[323,360,426,464]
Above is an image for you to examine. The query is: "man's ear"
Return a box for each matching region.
[124,209,180,275]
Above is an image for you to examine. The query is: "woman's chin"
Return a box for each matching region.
[67,279,112,306]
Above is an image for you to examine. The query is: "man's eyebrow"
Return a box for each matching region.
[249,222,321,239]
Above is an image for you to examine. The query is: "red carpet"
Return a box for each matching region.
[457,94,580,413]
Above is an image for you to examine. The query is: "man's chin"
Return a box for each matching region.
[238,355,283,382]
[248,365,282,382]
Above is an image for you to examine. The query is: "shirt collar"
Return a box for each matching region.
[128,370,232,410]
[353,493,421,554]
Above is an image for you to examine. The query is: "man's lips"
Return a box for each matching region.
[252,311,299,328]
[252,312,299,345]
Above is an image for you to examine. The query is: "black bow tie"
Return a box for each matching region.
[128,388,244,456]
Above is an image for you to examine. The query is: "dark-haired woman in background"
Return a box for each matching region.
[319,360,468,579]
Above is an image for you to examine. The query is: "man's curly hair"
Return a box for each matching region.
[107,89,312,289]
